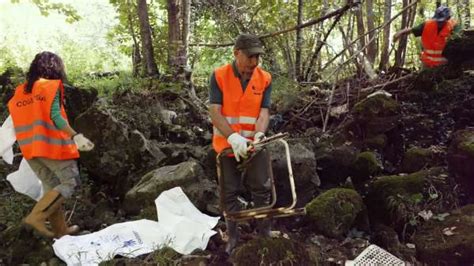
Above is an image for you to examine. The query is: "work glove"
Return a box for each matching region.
[227,132,249,162]
[73,134,95,151]
[253,132,266,145]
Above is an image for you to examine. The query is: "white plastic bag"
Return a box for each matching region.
[6,158,43,201]
[0,116,16,164]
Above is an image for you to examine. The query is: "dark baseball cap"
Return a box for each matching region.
[234,34,264,56]
[433,5,451,22]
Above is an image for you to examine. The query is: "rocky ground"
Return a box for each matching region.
[1,38,474,265]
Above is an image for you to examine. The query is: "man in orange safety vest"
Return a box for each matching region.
[209,34,273,255]
[393,5,460,68]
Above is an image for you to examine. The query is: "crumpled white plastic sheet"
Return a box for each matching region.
[53,187,220,265]
[1,115,44,201]
[0,116,16,164]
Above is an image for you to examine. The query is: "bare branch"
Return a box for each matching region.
[189,2,358,47]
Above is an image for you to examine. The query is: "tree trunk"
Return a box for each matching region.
[463,0,471,29]
[365,0,377,64]
[284,37,294,78]
[167,0,190,78]
[294,0,303,81]
[137,0,159,77]
[379,0,392,70]
[395,0,416,68]
[126,0,141,77]
[354,6,367,57]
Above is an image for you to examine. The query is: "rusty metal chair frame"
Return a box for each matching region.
[216,133,306,222]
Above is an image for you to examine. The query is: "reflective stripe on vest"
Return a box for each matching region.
[17,134,75,146]
[14,120,60,133]
[211,64,271,153]
[421,19,456,67]
[7,79,79,160]
[213,115,258,137]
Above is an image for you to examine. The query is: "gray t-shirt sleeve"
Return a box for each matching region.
[261,81,272,108]
[209,72,222,104]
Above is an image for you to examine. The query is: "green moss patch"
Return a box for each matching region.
[305,188,366,238]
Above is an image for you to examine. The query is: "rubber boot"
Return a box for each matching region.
[49,207,80,238]
[256,219,272,237]
[24,190,64,238]
[225,219,239,255]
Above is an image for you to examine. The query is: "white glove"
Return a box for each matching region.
[73,133,95,151]
[253,131,266,144]
[227,132,249,162]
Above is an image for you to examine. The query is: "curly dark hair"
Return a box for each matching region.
[24,51,66,93]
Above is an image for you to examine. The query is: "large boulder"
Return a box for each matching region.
[74,104,167,197]
[414,204,474,265]
[447,129,474,202]
[305,188,368,238]
[267,139,320,208]
[123,160,212,214]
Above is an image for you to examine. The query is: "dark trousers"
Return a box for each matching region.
[219,149,272,213]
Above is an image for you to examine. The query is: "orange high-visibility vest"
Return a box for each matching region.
[212,64,271,153]
[421,19,456,68]
[8,79,79,160]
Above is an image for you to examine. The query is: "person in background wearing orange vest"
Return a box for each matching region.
[209,34,273,255]
[393,5,461,68]
[7,51,94,238]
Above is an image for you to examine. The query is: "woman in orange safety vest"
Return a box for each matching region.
[8,51,94,238]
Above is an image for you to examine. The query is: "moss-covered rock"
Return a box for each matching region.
[231,237,314,265]
[353,94,400,119]
[344,94,403,165]
[352,151,383,183]
[400,147,432,173]
[447,129,474,202]
[305,188,367,238]
[414,204,474,265]
[346,94,400,137]
[351,94,400,135]
[366,168,443,227]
